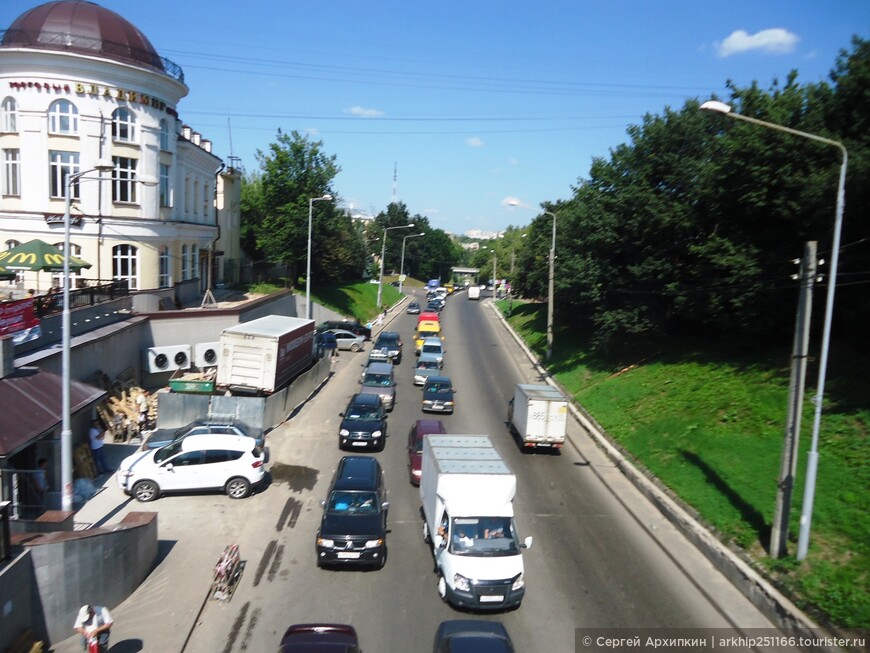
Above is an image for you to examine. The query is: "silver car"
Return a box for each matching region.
[330,328,366,352]
[359,361,397,411]
[413,353,442,386]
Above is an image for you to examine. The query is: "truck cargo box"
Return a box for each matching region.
[509,383,568,448]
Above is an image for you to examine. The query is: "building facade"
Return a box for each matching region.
[0,1,240,299]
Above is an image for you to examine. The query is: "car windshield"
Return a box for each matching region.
[327,491,379,514]
[449,517,519,556]
[427,382,451,394]
[377,336,398,347]
[346,405,381,420]
[417,361,439,370]
[422,345,442,354]
[363,373,391,387]
[154,440,183,463]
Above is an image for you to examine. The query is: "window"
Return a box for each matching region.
[203,182,210,217]
[112,108,136,142]
[1,97,17,132]
[112,244,138,290]
[49,151,80,199]
[191,245,198,279]
[159,119,170,150]
[48,99,79,134]
[112,157,138,203]
[158,246,170,288]
[51,242,82,288]
[5,240,20,250]
[193,180,199,215]
[159,164,170,207]
[181,244,189,280]
[2,149,20,196]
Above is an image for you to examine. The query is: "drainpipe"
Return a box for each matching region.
[210,163,225,292]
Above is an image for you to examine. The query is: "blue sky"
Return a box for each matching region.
[3,1,868,235]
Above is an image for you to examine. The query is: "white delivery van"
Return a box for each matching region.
[508,384,569,448]
[420,435,532,610]
[467,286,481,300]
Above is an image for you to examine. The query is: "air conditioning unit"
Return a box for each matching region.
[144,345,192,373]
[195,342,220,368]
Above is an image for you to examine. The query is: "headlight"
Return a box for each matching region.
[371,430,382,438]
[365,539,384,548]
[339,429,350,436]
[317,537,334,548]
[453,573,471,592]
[423,400,433,405]
[445,401,454,406]
[511,573,525,590]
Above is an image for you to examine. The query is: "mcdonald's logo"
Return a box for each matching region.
[7,253,37,264]
[43,253,65,266]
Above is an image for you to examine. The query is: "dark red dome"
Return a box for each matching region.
[2,1,166,72]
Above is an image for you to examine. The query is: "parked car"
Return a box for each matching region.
[422,376,455,414]
[432,620,514,653]
[407,418,446,485]
[413,354,442,386]
[359,361,397,410]
[117,433,265,502]
[316,456,388,569]
[420,336,445,364]
[406,302,422,315]
[338,393,388,451]
[329,329,366,352]
[316,320,371,340]
[370,331,403,364]
[279,624,361,652]
[143,418,260,450]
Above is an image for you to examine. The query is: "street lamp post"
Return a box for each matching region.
[306,194,333,320]
[399,232,425,294]
[60,160,113,511]
[543,211,557,361]
[376,223,415,311]
[701,100,848,560]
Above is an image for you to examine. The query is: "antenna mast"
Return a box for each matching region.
[391,162,397,204]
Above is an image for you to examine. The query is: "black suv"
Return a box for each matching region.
[338,393,388,451]
[370,331,403,364]
[316,320,371,341]
[316,456,388,568]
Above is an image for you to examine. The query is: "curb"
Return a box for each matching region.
[484,299,834,644]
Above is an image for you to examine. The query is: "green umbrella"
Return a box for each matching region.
[0,239,92,272]
[0,265,15,281]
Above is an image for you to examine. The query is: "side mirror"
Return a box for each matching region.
[165,463,174,472]
[339,412,345,417]
[382,501,390,510]
[320,499,326,507]
[522,536,533,549]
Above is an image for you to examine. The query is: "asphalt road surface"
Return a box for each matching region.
[177,288,782,653]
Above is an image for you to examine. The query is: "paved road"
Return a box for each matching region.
[56,288,784,652]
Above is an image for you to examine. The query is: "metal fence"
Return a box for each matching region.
[32,279,129,318]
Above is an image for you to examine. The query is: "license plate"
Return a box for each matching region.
[479,595,504,603]
[431,405,444,410]
[351,441,368,447]
[337,552,360,559]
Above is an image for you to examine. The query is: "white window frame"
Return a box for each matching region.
[159,246,171,288]
[112,244,138,290]
[159,163,171,207]
[48,99,79,134]
[2,148,20,196]
[191,245,198,279]
[49,151,80,199]
[51,242,82,288]
[159,119,170,151]
[112,108,136,143]
[1,97,17,133]
[112,157,138,203]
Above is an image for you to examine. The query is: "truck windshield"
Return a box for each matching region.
[449,517,519,556]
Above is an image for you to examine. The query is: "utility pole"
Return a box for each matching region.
[771,242,817,558]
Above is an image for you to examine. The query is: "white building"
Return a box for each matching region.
[0,0,241,304]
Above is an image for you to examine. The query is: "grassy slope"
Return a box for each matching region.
[498,300,869,629]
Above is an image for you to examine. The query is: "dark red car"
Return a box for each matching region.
[407,419,447,485]
[279,624,360,652]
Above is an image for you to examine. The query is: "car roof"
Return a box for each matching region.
[334,456,381,490]
[425,376,451,385]
[418,353,441,363]
[364,362,393,374]
[329,328,360,336]
[422,337,443,345]
[350,392,382,406]
[279,623,359,651]
[415,419,447,437]
[180,433,257,451]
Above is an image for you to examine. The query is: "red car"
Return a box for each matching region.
[407,419,447,485]
[279,624,360,652]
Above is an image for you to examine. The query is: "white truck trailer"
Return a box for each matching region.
[508,383,569,449]
[420,434,532,610]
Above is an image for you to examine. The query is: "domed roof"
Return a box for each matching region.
[2,0,165,72]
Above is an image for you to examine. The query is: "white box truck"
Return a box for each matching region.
[216,315,316,394]
[420,434,532,610]
[508,384,569,449]
[467,285,481,300]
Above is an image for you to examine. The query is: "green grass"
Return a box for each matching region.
[312,280,403,323]
[497,299,870,629]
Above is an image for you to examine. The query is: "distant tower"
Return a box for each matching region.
[392,162,398,204]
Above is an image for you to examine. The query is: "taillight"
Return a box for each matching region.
[252,460,263,469]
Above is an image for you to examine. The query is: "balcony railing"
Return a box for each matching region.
[32,279,129,318]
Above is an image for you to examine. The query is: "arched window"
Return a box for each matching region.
[48,99,79,134]
[159,119,170,151]
[112,108,136,142]
[112,244,138,290]
[1,97,17,132]
[159,246,171,288]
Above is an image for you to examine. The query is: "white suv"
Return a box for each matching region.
[117,433,265,502]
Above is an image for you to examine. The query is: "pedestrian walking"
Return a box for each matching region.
[74,604,112,653]
[88,419,110,475]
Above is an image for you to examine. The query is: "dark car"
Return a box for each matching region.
[338,393,388,451]
[432,620,514,653]
[143,418,261,450]
[426,299,444,313]
[406,301,422,315]
[316,456,388,568]
[316,320,371,341]
[370,331,403,364]
[407,419,447,485]
[279,623,361,652]
[422,376,455,414]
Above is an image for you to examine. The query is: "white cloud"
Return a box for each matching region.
[501,196,528,209]
[344,106,385,118]
[467,137,485,148]
[716,28,799,57]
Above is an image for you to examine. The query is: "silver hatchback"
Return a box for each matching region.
[359,361,397,411]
